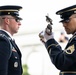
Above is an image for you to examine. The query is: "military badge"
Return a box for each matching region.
[65,45,75,54]
[14,62,18,68]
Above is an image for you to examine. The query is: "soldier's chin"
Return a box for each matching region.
[66,32,72,34]
[14,30,18,34]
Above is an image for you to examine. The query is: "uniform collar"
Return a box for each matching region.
[0,29,14,40]
[73,32,76,36]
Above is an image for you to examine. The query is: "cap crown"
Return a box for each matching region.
[0,5,22,20]
[56,5,76,21]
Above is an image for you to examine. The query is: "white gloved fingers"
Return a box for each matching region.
[39,31,46,43]
[39,31,44,39]
[40,38,46,44]
[39,23,54,43]
[44,31,54,41]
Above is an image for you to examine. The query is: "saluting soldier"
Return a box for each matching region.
[0,5,23,75]
[39,5,76,75]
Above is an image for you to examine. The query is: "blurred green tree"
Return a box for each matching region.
[22,64,30,75]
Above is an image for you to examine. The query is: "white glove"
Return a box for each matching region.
[39,25,54,43]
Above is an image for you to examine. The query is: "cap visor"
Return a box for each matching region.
[59,19,64,22]
[15,16,22,20]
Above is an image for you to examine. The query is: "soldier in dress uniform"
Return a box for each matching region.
[0,5,23,75]
[39,5,76,75]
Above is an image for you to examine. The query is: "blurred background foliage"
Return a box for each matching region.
[22,64,30,75]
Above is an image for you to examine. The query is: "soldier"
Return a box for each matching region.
[0,5,23,75]
[39,5,76,75]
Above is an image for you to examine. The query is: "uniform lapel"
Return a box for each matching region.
[10,39,22,57]
[65,32,76,49]
[0,30,22,57]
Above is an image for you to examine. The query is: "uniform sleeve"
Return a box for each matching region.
[0,37,11,75]
[45,39,76,70]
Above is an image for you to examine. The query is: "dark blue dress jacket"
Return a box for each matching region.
[0,30,23,75]
[45,33,76,75]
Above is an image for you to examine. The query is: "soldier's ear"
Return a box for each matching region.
[4,17,10,24]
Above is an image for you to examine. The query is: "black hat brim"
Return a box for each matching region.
[15,16,22,20]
